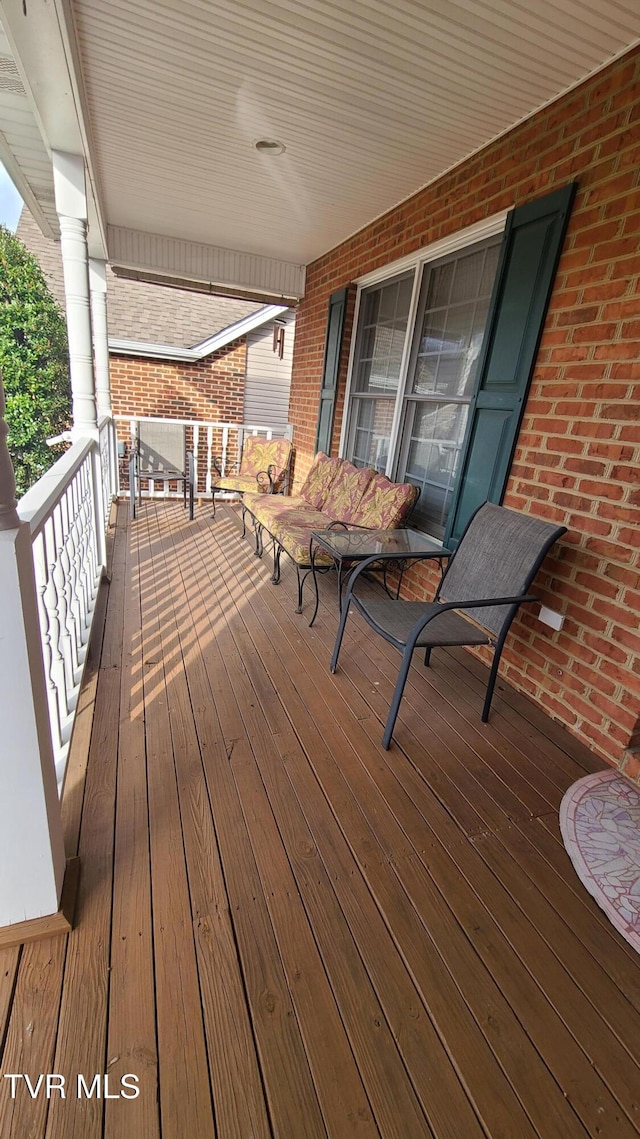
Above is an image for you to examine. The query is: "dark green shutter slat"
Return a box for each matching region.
[315,288,348,455]
[445,182,576,547]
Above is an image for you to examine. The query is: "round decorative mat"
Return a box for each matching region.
[560,769,640,953]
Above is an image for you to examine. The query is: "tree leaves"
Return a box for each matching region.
[0,224,71,495]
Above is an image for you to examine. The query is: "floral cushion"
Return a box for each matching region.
[322,463,375,523]
[239,436,292,490]
[271,516,335,566]
[299,453,341,510]
[356,474,419,529]
[246,494,335,565]
[243,494,310,526]
[213,475,271,494]
[280,529,334,567]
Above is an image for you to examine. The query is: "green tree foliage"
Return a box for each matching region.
[0,224,71,496]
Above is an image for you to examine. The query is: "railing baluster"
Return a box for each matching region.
[206,425,213,494]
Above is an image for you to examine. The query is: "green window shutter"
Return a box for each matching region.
[315,287,348,455]
[445,182,576,547]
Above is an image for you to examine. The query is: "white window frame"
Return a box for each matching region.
[338,211,509,521]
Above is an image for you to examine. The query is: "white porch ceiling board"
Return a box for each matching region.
[70,0,640,265]
[0,86,59,235]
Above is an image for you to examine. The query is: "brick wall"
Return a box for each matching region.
[110,341,247,423]
[288,48,640,776]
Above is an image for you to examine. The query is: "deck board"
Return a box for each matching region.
[2,499,639,1139]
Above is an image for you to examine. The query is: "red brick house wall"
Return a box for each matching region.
[110,340,247,424]
[288,48,640,776]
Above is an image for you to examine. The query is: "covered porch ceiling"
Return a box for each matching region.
[0,0,639,299]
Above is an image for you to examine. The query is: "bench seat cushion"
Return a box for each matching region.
[244,492,335,565]
[213,475,269,494]
[243,493,311,526]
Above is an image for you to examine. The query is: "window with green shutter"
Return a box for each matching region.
[338,183,576,544]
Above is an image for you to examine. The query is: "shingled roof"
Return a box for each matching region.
[16,210,263,350]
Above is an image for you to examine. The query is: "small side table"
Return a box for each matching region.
[309,526,450,627]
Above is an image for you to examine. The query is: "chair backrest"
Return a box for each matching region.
[441,503,566,637]
[239,436,293,489]
[137,421,186,474]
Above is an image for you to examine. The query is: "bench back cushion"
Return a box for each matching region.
[240,436,292,489]
[299,452,341,510]
[322,462,375,522]
[355,473,419,529]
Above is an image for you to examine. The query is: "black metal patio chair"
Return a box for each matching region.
[330,502,567,749]
[129,420,195,520]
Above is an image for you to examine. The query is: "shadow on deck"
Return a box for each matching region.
[1,500,638,1139]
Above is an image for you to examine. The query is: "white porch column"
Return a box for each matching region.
[0,374,66,926]
[89,258,112,418]
[52,151,97,439]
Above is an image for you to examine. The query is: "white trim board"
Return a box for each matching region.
[109,303,289,361]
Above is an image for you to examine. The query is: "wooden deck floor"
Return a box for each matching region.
[1,499,639,1139]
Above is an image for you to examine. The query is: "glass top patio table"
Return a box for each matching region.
[308,527,450,627]
[311,527,447,560]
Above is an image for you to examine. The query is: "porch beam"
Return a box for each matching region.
[108,225,306,303]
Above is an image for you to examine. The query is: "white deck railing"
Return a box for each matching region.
[12,413,287,791]
[115,414,293,498]
[18,418,117,788]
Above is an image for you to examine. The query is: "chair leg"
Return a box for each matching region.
[271,544,282,584]
[295,567,305,613]
[129,457,136,519]
[423,647,432,667]
[330,595,353,673]
[382,645,414,750]
[188,478,194,521]
[482,648,502,722]
[211,492,216,519]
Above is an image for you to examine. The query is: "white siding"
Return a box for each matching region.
[244,310,295,436]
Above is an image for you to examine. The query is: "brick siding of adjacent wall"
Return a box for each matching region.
[288,48,640,778]
[110,341,247,488]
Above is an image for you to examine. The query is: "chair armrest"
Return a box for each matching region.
[344,553,537,614]
[405,592,537,633]
[256,463,288,493]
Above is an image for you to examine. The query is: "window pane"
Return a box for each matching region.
[403,402,470,537]
[411,241,500,398]
[353,275,413,395]
[350,398,395,472]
